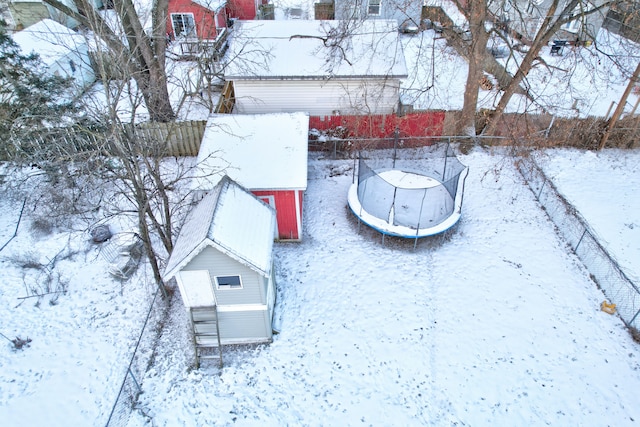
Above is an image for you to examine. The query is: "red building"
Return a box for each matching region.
[167,0,228,40]
[193,112,309,241]
[167,0,268,40]
[227,0,265,20]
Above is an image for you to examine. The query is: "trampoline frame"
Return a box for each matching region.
[347,145,469,243]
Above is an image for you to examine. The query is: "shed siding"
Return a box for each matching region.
[184,245,265,305]
[218,309,272,344]
[253,189,302,240]
[232,79,401,115]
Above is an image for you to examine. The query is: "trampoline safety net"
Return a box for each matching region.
[356,144,468,230]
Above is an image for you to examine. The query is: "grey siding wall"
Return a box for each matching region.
[184,246,265,306]
[334,0,422,25]
[218,309,272,344]
[232,79,401,115]
[9,3,49,29]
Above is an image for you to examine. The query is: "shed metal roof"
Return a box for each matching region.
[163,176,276,281]
[193,112,309,191]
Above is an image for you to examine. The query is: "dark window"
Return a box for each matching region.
[215,275,242,289]
[171,13,196,38]
[368,0,381,15]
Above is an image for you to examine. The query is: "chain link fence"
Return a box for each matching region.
[104,287,170,427]
[517,157,640,330]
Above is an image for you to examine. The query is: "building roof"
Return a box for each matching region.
[163,176,276,281]
[225,19,408,80]
[193,112,309,191]
[12,19,86,66]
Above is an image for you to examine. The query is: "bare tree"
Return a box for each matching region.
[41,0,175,122]
[457,1,491,136]
[481,0,620,136]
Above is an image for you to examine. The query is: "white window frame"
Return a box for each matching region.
[171,13,196,38]
[368,0,381,16]
[214,275,243,290]
[258,195,276,209]
[257,195,280,239]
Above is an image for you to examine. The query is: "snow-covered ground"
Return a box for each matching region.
[132,147,636,426]
[1,147,639,426]
[536,148,640,284]
[399,27,640,118]
[0,200,159,425]
[2,2,639,425]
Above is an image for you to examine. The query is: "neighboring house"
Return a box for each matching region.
[163,176,277,346]
[193,112,309,241]
[489,0,610,43]
[6,0,103,31]
[167,0,228,40]
[333,0,422,28]
[227,0,265,20]
[166,0,267,40]
[224,19,408,116]
[12,19,95,95]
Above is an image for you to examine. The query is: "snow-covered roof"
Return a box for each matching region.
[225,20,408,80]
[12,19,86,66]
[163,176,276,281]
[193,112,309,191]
[191,0,226,12]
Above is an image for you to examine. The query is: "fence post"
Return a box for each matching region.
[128,368,141,393]
[628,307,640,329]
[574,228,588,253]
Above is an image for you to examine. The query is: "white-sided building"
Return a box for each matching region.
[224,19,408,116]
[12,19,95,96]
[333,0,423,29]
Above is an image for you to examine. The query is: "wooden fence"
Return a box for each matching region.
[136,120,207,156]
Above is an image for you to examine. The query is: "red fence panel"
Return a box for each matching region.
[309,112,446,139]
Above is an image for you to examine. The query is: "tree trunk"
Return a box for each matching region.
[481,0,615,136]
[458,1,489,137]
[42,0,175,122]
[599,61,640,149]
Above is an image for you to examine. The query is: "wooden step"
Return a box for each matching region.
[190,306,223,369]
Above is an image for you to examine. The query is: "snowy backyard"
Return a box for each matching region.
[2,0,640,425]
[1,146,639,426]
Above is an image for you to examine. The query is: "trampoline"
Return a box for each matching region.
[347,144,469,241]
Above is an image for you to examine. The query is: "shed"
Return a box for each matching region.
[224,19,408,115]
[12,19,95,96]
[193,112,309,241]
[163,176,277,346]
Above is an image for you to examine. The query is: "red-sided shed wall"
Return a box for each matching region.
[253,189,303,241]
[167,0,223,39]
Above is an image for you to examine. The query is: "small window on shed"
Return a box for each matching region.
[215,275,243,290]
